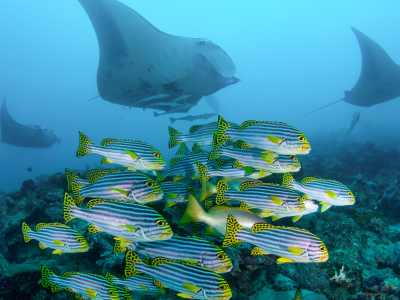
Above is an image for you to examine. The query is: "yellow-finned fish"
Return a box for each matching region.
[282,173,355,212]
[223,215,329,264]
[180,194,267,236]
[22,222,88,254]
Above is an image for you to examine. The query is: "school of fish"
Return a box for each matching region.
[22,115,356,299]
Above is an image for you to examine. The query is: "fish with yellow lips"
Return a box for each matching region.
[212,116,311,155]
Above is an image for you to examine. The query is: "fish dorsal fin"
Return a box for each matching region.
[106,272,116,281]
[36,222,69,231]
[152,257,176,266]
[189,124,205,134]
[86,198,107,209]
[176,142,189,155]
[170,156,185,167]
[101,138,121,146]
[239,120,266,130]
[192,143,207,153]
[239,181,265,191]
[301,177,320,184]
[251,223,274,233]
[232,140,252,149]
[86,169,120,181]
[62,271,79,278]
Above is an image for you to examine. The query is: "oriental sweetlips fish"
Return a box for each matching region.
[159,181,197,208]
[41,266,131,300]
[196,161,270,180]
[124,251,232,300]
[22,222,89,254]
[70,170,163,205]
[212,116,311,155]
[65,168,122,192]
[77,132,166,171]
[113,235,232,273]
[215,181,306,219]
[223,215,329,264]
[106,273,165,295]
[63,194,173,242]
[282,173,355,212]
[168,120,239,148]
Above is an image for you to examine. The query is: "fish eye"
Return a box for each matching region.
[296,197,301,202]
[217,253,226,260]
[218,284,228,291]
[298,136,305,142]
[348,191,353,196]
[146,181,154,187]
[320,245,326,252]
[156,220,165,227]
[108,290,118,296]
[153,152,160,158]
[289,155,296,160]
[76,237,84,243]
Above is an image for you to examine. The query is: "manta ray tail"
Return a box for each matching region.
[303,99,343,116]
[88,95,101,102]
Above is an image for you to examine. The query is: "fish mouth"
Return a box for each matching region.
[300,145,311,154]
[320,254,329,262]
[219,264,233,273]
[160,231,173,240]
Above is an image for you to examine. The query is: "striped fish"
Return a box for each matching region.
[106,273,165,295]
[63,193,173,242]
[196,161,270,180]
[180,195,267,236]
[212,116,311,155]
[159,181,197,208]
[22,222,89,254]
[167,204,200,234]
[124,250,232,300]
[209,143,301,174]
[65,168,90,192]
[216,181,306,218]
[282,173,355,212]
[271,199,319,222]
[76,132,166,171]
[114,235,232,273]
[293,289,302,300]
[41,266,131,300]
[168,121,239,148]
[161,152,219,180]
[71,170,163,206]
[223,215,329,264]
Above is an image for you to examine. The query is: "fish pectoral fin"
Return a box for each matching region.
[260,152,278,164]
[325,190,337,199]
[182,282,201,294]
[127,167,136,171]
[109,187,129,196]
[292,215,302,222]
[271,215,281,221]
[138,285,148,291]
[166,193,178,199]
[118,225,138,232]
[125,149,139,160]
[321,204,332,212]
[266,136,283,145]
[277,257,295,264]
[289,246,305,256]
[52,240,64,247]
[52,250,64,255]
[85,288,97,299]
[39,242,47,249]
[271,196,285,207]
[177,293,195,299]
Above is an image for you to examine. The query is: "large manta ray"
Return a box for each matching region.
[78,0,239,113]
[306,26,400,115]
[0,96,60,148]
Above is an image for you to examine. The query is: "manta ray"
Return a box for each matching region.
[0,96,60,148]
[78,0,239,113]
[306,26,400,115]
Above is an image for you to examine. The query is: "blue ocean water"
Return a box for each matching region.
[0,1,399,299]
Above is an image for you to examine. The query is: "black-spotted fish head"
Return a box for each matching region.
[275,155,302,172]
[203,249,233,274]
[143,214,173,241]
[130,176,163,204]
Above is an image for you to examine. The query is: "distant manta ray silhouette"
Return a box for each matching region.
[305,27,400,116]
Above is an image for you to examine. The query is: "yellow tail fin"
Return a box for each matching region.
[65,168,79,192]
[41,266,62,293]
[22,222,32,242]
[179,195,206,224]
[282,173,295,189]
[215,181,231,205]
[63,193,77,224]
[168,127,182,149]
[125,250,143,278]
[76,132,94,158]
[71,182,84,207]
[222,214,244,248]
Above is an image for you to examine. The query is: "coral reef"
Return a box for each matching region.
[1,142,400,299]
